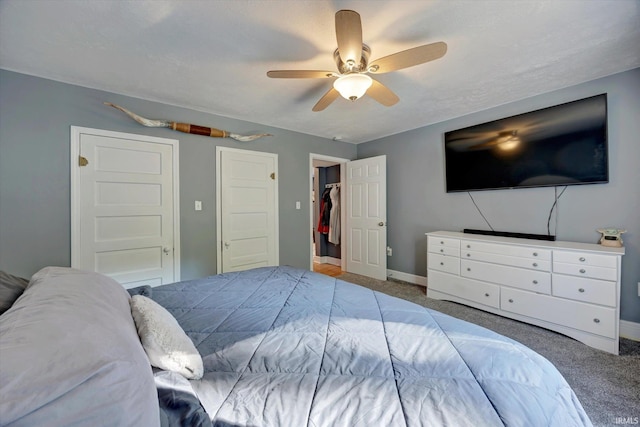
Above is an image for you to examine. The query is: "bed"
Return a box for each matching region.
[0,266,592,426]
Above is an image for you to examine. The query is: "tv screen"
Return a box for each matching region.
[444,94,608,192]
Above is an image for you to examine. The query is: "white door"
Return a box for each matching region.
[71,127,180,288]
[217,147,278,273]
[346,155,387,280]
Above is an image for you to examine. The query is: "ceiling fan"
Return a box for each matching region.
[266,9,447,111]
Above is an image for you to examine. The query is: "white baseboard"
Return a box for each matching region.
[387,269,427,287]
[313,256,341,267]
[620,320,640,341]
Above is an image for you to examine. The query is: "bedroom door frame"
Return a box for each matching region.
[70,126,181,286]
[309,154,388,280]
[309,154,348,272]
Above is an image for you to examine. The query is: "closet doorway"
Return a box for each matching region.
[309,154,347,275]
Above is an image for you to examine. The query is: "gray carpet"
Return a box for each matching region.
[337,272,640,427]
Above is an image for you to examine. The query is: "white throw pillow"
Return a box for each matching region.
[130,295,204,380]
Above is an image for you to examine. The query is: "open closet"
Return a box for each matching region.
[312,160,343,276]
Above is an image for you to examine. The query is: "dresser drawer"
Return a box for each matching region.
[461,259,551,294]
[553,275,617,307]
[428,236,460,250]
[553,251,617,268]
[428,253,460,275]
[461,240,551,261]
[428,271,500,309]
[461,250,550,271]
[501,287,616,338]
[429,245,460,257]
[553,262,617,281]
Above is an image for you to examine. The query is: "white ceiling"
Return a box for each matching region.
[1,0,639,144]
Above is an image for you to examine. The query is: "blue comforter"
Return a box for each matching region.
[152,266,591,427]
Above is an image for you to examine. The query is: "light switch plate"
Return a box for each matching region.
[195,200,202,211]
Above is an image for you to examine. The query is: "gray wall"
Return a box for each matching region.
[0,70,356,280]
[358,68,640,324]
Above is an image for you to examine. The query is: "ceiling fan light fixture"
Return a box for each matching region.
[333,74,373,101]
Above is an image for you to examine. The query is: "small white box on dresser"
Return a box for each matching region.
[426,231,625,354]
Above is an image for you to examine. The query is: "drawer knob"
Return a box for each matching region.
[579,269,586,274]
[579,257,586,262]
[485,293,490,297]
[579,288,585,293]
[440,262,444,266]
[467,244,471,249]
[533,252,538,257]
[440,241,444,244]
[440,249,444,253]
[532,263,538,267]
[593,318,600,324]
[467,268,471,272]
[533,280,538,284]
[466,253,471,257]
[508,299,514,303]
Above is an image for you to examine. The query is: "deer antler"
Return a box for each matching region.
[104,102,272,142]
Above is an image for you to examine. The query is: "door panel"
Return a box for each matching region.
[346,155,387,280]
[95,215,162,241]
[71,127,179,288]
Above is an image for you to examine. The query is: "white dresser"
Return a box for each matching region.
[426,231,625,354]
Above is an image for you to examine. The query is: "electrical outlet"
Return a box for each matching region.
[387,246,392,256]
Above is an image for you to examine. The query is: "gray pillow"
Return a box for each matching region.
[0,270,29,315]
[0,267,160,426]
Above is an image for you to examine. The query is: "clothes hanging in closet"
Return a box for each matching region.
[317,188,331,234]
[328,185,340,245]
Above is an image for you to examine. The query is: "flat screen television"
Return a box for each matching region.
[444,94,608,192]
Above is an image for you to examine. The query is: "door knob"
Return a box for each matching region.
[378,222,385,226]
[224,242,230,249]
[163,247,171,254]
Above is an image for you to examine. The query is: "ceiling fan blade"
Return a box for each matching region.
[368,41,447,74]
[335,10,363,65]
[312,88,340,112]
[367,79,399,107]
[267,70,336,79]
